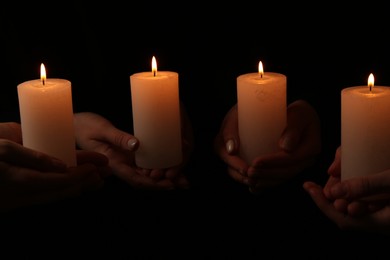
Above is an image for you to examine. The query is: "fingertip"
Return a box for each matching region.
[127,138,139,151]
[302,181,317,194]
[225,139,235,154]
[302,181,311,191]
[280,134,297,152]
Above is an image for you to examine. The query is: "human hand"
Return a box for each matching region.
[303,178,390,236]
[0,122,22,143]
[0,123,108,212]
[327,146,390,215]
[74,111,192,191]
[214,100,321,193]
[323,146,341,198]
[304,144,390,236]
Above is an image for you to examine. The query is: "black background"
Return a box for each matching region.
[1,1,390,258]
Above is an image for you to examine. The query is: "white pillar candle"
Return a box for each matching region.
[130,56,182,169]
[17,63,77,167]
[341,73,390,180]
[237,61,287,165]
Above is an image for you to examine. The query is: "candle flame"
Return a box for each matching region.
[40,63,46,85]
[368,73,374,92]
[152,56,157,77]
[258,61,264,78]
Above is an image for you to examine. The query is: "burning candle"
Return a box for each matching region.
[17,63,77,167]
[341,73,390,180]
[130,56,182,169]
[237,61,287,165]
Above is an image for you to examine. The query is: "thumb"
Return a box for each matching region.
[332,169,390,200]
[222,105,239,154]
[103,126,139,152]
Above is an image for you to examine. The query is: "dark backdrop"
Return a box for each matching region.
[1,1,389,258]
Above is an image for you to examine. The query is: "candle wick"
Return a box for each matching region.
[369,85,372,92]
[42,79,45,86]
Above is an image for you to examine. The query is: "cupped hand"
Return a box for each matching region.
[214,100,321,193]
[74,111,192,190]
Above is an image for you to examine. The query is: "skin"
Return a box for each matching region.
[73,109,193,191]
[303,146,390,236]
[214,99,321,193]
[0,122,109,212]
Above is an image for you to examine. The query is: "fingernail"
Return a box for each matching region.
[127,138,138,151]
[226,139,235,154]
[280,136,293,151]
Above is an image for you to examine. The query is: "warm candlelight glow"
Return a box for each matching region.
[368,73,375,92]
[130,57,182,168]
[341,73,390,180]
[237,62,287,164]
[17,65,77,167]
[40,63,46,85]
[152,56,157,77]
[258,61,264,78]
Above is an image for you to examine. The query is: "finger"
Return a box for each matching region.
[76,151,111,178]
[165,165,183,179]
[0,122,22,143]
[250,150,315,174]
[149,169,165,180]
[367,199,390,213]
[76,150,109,166]
[347,200,370,217]
[328,146,341,177]
[282,100,321,151]
[113,163,176,190]
[221,105,239,152]
[215,134,248,175]
[251,151,297,169]
[323,176,340,198]
[331,169,390,200]
[0,140,67,172]
[227,167,250,186]
[248,157,314,179]
[280,100,311,151]
[2,173,101,210]
[248,159,314,188]
[74,112,139,152]
[303,181,346,221]
[333,198,349,213]
[303,181,387,233]
[0,162,102,193]
[99,127,139,152]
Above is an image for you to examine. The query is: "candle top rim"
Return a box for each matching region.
[131,71,178,78]
[237,72,286,84]
[342,86,390,96]
[237,72,286,78]
[238,71,285,76]
[17,78,71,90]
[342,85,390,91]
[18,78,71,84]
